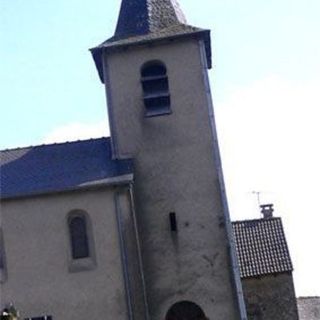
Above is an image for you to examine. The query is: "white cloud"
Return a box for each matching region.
[215,75,320,296]
[43,120,109,144]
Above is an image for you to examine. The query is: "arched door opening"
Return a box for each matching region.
[165,301,208,320]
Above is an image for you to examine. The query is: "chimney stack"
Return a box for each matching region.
[260,204,274,219]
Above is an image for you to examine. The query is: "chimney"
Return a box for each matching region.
[260,204,274,219]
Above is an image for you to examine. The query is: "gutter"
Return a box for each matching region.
[1,174,134,201]
[128,183,150,320]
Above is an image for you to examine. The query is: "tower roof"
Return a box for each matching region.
[114,0,187,39]
[90,0,212,82]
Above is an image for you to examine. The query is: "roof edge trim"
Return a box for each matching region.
[1,174,134,200]
[90,28,211,84]
[240,270,294,280]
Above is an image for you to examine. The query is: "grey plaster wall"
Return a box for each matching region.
[0,187,130,320]
[242,273,299,320]
[103,38,240,319]
[297,297,320,320]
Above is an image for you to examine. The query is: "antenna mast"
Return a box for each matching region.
[252,191,262,217]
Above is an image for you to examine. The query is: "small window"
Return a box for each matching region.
[69,215,89,259]
[169,212,177,232]
[141,61,171,117]
[67,210,96,272]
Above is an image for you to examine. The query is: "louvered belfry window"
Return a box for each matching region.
[141,61,171,117]
[69,216,89,259]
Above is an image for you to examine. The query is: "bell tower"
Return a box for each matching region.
[91,1,246,319]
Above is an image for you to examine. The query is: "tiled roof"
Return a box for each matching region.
[90,0,212,83]
[0,138,133,199]
[297,297,320,320]
[232,218,293,278]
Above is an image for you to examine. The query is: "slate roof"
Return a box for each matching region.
[90,0,212,82]
[232,218,293,278]
[114,0,187,39]
[0,138,133,199]
[297,297,320,320]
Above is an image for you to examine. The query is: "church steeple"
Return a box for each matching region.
[90,0,212,83]
[89,1,247,319]
[114,0,187,40]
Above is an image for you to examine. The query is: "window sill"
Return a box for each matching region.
[145,108,172,118]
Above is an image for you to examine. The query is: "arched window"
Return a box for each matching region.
[69,214,90,259]
[166,301,207,320]
[141,61,171,117]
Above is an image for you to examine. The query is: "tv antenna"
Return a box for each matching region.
[252,191,262,217]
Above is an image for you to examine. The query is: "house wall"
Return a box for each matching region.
[103,38,241,320]
[0,187,136,320]
[242,273,299,320]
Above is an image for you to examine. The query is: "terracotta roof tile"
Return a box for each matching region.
[232,218,293,278]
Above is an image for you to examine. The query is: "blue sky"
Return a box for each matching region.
[1,0,320,296]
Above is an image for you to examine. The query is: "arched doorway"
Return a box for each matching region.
[165,301,208,320]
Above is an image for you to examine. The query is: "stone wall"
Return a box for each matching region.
[297,297,320,320]
[242,273,299,320]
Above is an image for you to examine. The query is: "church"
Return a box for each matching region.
[0,0,303,319]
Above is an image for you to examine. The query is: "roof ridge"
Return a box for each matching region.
[0,136,110,153]
[232,217,281,224]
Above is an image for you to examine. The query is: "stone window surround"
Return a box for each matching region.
[67,210,96,273]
